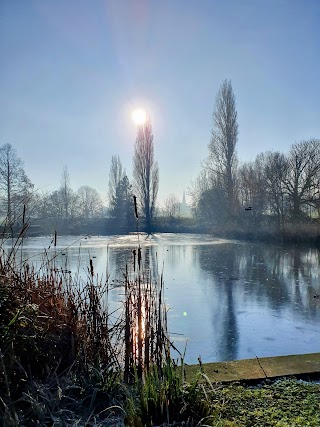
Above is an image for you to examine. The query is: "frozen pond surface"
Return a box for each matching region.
[3,233,320,364]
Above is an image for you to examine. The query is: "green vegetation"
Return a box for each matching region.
[206,379,320,427]
[1,223,319,426]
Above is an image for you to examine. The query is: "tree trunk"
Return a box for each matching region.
[292,191,300,221]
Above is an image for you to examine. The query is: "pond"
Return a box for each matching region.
[3,233,320,364]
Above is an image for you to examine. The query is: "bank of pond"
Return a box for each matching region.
[2,216,320,248]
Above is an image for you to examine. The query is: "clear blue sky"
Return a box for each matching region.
[1,0,319,204]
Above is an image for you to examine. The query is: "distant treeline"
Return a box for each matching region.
[188,80,320,244]
[2,216,319,249]
[1,80,320,243]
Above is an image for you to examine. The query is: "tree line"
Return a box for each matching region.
[1,80,319,236]
[190,79,320,232]
[0,120,159,234]
[0,144,103,224]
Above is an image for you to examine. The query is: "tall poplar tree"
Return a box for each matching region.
[208,79,238,216]
[132,118,159,233]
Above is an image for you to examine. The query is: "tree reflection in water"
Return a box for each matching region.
[198,242,320,361]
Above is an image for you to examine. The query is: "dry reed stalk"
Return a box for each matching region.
[1,214,175,418]
[122,251,171,384]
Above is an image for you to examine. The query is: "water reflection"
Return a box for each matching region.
[214,278,239,361]
[197,242,320,362]
[3,234,320,364]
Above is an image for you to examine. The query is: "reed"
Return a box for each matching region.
[123,259,170,384]
[1,214,211,426]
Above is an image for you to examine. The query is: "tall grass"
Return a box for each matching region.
[0,214,211,426]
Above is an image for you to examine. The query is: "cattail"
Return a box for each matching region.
[22,204,26,225]
[133,195,139,219]
[138,247,142,270]
[132,249,136,272]
[90,258,94,278]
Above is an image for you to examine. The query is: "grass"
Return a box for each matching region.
[206,379,320,426]
[1,214,320,426]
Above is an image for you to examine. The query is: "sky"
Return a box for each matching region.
[1,0,320,206]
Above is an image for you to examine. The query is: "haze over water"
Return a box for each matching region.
[5,233,320,364]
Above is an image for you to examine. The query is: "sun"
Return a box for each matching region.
[131,108,147,126]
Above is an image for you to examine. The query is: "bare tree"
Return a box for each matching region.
[163,194,180,218]
[108,155,125,208]
[263,151,288,229]
[283,139,320,220]
[133,118,159,233]
[60,166,75,219]
[189,169,214,209]
[207,79,238,216]
[77,186,103,218]
[0,143,33,222]
[238,155,267,225]
[33,191,54,218]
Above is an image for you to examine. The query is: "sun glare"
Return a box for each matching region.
[132,108,147,126]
